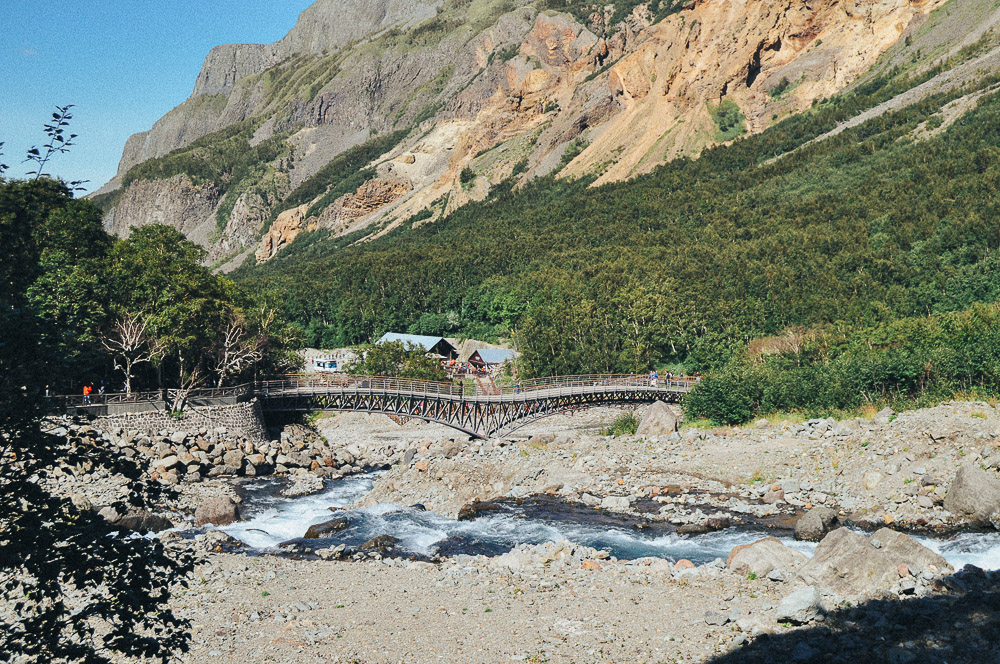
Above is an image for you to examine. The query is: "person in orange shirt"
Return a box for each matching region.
[83,384,92,405]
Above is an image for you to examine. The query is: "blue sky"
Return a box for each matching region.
[1,1,315,193]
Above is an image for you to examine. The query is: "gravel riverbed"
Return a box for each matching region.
[38,400,1000,662]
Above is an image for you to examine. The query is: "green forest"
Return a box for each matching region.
[1,178,298,397]
[235,63,1000,423]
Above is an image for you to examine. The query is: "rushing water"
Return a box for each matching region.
[219,472,1000,570]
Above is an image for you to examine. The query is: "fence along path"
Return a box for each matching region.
[54,374,694,438]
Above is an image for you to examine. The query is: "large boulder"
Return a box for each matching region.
[727,537,808,578]
[794,506,839,541]
[796,527,950,597]
[194,496,241,526]
[944,463,1000,525]
[636,401,678,437]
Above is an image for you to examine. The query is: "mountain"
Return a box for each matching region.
[93,0,972,270]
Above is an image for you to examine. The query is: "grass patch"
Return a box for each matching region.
[604,411,639,437]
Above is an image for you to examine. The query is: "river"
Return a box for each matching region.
[218,473,1000,569]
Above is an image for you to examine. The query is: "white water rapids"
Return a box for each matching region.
[219,473,1000,570]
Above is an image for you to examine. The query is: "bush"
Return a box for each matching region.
[684,367,759,425]
[769,77,791,97]
[707,99,746,140]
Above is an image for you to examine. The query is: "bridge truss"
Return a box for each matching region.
[257,375,691,439]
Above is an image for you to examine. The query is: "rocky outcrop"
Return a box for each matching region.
[256,204,314,262]
[102,174,221,247]
[192,44,281,98]
[256,177,412,261]
[326,177,412,222]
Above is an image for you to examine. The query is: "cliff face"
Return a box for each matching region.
[95,0,953,267]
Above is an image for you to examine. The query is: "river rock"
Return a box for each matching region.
[223,449,245,469]
[796,527,950,597]
[199,529,243,552]
[636,401,678,437]
[195,496,241,526]
[775,586,823,625]
[943,463,1000,525]
[727,537,808,578]
[360,534,400,551]
[113,509,173,534]
[304,518,349,539]
[864,471,883,491]
[794,506,839,541]
[601,495,631,510]
[281,473,325,498]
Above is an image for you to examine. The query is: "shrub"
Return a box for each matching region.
[605,411,640,437]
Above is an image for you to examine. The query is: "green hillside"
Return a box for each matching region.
[236,65,1000,420]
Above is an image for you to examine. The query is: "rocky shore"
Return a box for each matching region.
[39,400,1000,663]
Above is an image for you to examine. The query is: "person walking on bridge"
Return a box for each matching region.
[82,384,92,405]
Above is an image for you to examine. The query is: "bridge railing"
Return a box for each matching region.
[255,374,695,398]
[256,375,470,397]
[52,384,253,408]
[48,374,695,410]
[496,374,695,395]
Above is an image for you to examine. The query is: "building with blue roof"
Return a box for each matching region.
[375,333,458,359]
[469,348,518,368]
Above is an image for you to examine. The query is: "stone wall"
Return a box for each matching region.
[91,399,267,445]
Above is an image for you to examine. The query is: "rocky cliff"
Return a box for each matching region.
[95,0,959,267]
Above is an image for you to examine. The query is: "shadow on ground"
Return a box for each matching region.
[707,567,1000,664]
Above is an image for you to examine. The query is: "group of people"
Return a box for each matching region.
[80,380,115,404]
[647,370,702,387]
[442,359,495,377]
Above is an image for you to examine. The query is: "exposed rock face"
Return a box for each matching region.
[796,527,950,597]
[103,174,221,247]
[192,44,281,98]
[944,463,1000,525]
[256,177,412,261]
[256,204,313,262]
[97,0,949,263]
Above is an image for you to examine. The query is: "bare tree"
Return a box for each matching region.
[100,313,165,393]
[212,308,275,387]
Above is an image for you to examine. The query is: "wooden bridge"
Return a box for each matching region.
[53,374,693,439]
